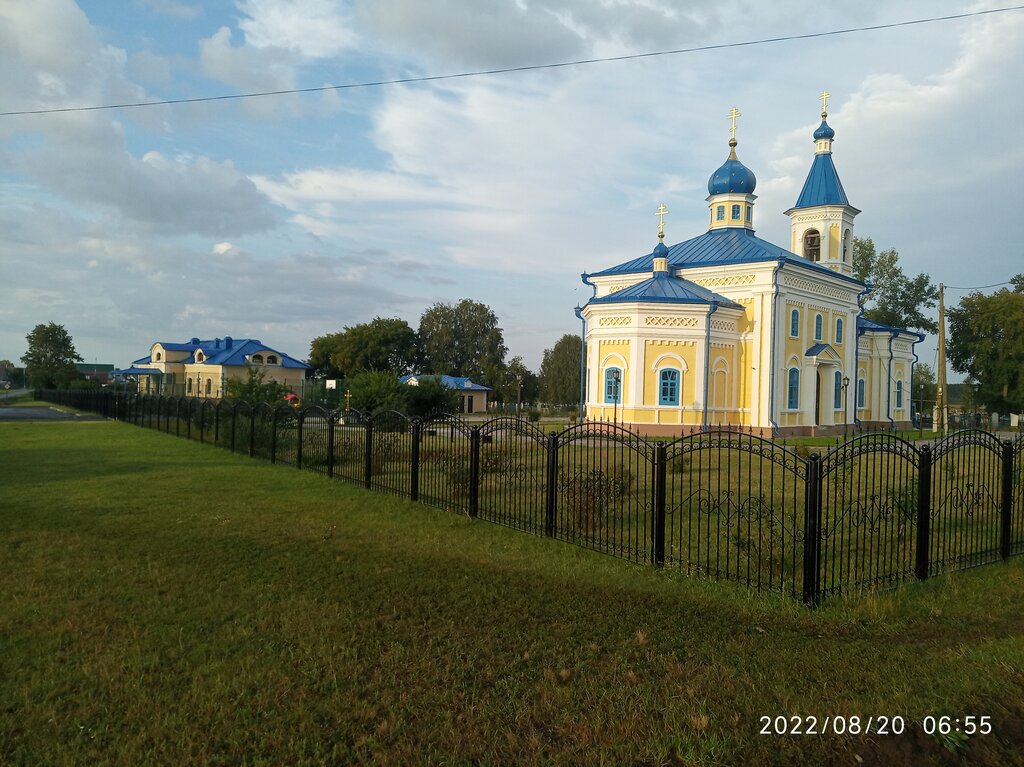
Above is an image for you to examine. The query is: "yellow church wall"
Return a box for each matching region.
[597,338,631,405]
[829,224,841,262]
[641,340,698,409]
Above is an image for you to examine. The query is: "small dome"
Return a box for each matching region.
[707,142,757,195]
[653,241,669,256]
[813,118,835,140]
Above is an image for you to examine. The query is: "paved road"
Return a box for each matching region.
[0,406,106,422]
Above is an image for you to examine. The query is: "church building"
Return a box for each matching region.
[579,96,922,436]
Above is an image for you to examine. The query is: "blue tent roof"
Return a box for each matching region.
[588,271,741,308]
[791,152,850,209]
[588,227,862,285]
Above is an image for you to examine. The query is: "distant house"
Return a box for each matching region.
[114,336,309,398]
[74,363,115,385]
[400,374,492,414]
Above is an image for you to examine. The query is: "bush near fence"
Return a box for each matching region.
[38,389,1024,607]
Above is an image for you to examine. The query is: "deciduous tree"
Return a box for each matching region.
[417,299,507,384]
[852,238,938,334]
[539,334,582,406]
[21,322,83,389]
[309,317,417,379]
[946,277,1024,413]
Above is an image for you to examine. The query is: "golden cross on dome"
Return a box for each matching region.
[656,203,669,239]
[727,107,741,139]
[819,90,831,115]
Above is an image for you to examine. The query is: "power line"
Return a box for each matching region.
[2,5,1023,118]
[944,281,1013,290]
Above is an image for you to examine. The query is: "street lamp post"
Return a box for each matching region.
[842,375,850,439]
[611,369,621,427]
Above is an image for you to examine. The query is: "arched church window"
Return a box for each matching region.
[896,380,904,409]
[716,205,725,221]
[835,318,844,344]
[814,314,823,341]
[604,368,622,404]
[731,204,741,220]
[658,369,679,406]
[155,352,162,361]
[787,368,800,409]
[803,229,821,262]
[857,379,866,409]
[790,309,800,337]
[843,229,852,262]
[834,371,843,409]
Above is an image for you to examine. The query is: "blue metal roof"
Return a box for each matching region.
[856,317,925,341]
[804,343,838,358]
[149,337,309,369]
[588,271,741,308]
[588,227,863,285]
[791,152,850,209]
[400,374,491,391]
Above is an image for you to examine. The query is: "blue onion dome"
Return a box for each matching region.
[813,116,835,140]
[707,138,757,195]
[653,241,669,256]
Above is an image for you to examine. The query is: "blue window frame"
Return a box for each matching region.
[896,380,903,409]
[834,371,843,409]
[835,317,844,345]
[787,368,800,409]
[790,309,800,337]
[658,369,680,406]
[814,314,823,341]
[857,378,865,409]
[716,205,725,221]
[731,204,741,220]
[604,368,622,404]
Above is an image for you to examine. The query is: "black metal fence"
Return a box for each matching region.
[39,389,1024,606]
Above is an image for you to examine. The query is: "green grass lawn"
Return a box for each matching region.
[2,421,1023,766]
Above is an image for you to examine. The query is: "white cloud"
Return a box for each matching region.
[237,0,357,58]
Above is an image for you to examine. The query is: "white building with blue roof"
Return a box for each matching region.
[580,97,922,436]
[116,336,309,398]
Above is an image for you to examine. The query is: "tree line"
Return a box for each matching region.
[308,299,582,410]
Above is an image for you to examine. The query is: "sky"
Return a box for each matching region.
[1,0,1022,377]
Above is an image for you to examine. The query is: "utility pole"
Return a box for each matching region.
[935,283,949,434]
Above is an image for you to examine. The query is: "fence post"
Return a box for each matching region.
[175,399,181,437]
[468,427,481,518]
[545,432,559,537]
[364,417,373,489]
[198,403,205,443]
[327,413,336,479]
[1001,440,1013,561]
[270,407,279,463]
[410,420,420,501]
[230,405,237,453]
[296,410,304,470]
[653,442,667,567]
[249,405,256,458]
[802,453,823,608]
[214,403,220,447]
[915,445,933,580]
[186,401,192,440]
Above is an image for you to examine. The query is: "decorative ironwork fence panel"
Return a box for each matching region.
[665,431,806,598]
[477,417,549,534]
[554,423,655,564]
[417,413,472,514]
[332,410,368,487]
[1015,440,1024,556]
[930,431,1005,575]
[300,407,333,477]
[369,411,415,498]
[820,435,920,596]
